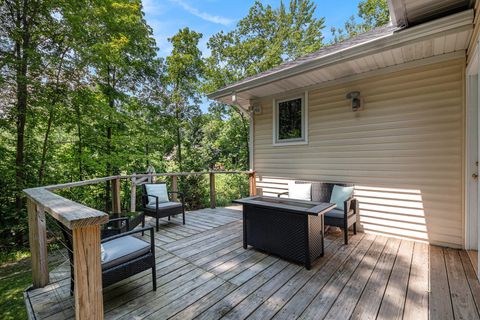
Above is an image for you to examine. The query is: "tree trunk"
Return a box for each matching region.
[175,106,182,171]
[146,143,150,166]
[104,66,115,212]
[38,49,67,185]
[14,0,33,237]
[38,108,54,185]
[74,104,84,180]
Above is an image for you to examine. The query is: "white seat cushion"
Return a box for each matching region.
[146,201,182,210]
[101,235,150,270]
[145,184,169,206]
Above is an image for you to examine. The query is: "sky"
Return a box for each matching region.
[142,0,363,111]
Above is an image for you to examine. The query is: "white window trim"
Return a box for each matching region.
[272,91,308,146]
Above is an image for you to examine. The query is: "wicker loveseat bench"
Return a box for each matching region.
[279,181,359,244]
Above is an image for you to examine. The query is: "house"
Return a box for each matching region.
[208,0,480,275]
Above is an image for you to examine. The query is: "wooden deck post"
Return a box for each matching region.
[27,199,49,288]
[249,171,257,196]
[172,175,178,202]
[111,178,121,215]
[209,172,216,209]
[73,225,104,320]
[130,173,136,212]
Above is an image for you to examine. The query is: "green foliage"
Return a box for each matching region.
[0,259,31,320]
[331,0,390,43]
[215,174,250,208]
[164,27,204,171]
[358,0,390,28]
[0,250,64,320]
[205,0,325,92]
[0,249,31,320]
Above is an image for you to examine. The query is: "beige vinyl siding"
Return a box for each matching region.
[253,58,465,248]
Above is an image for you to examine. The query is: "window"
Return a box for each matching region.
[273,93,308,145]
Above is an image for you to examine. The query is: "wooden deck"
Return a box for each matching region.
[25,206,480,319]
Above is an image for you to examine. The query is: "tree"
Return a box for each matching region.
[331,0,390,43]
[204,0,325,169]
[62,0,158,211]
[0,0,61,241]
[165,27,204,171]
[206,0,325,89]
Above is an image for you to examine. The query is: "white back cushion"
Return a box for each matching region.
[146,184,169,206]
[288,182,311,201]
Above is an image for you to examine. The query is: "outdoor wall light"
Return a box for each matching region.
[346,91,362,111]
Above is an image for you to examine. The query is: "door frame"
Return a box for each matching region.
[465,39,480,278]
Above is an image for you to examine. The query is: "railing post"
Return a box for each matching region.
[172,175,178,202]
[111,178,121,216]
[209,172,216,209]
[73,224,103,320]
[130,173,136,212]
[27,198,49,288]
[249,171,257,196]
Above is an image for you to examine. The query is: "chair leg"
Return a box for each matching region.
[344,228,349,245]
[353,222,357,235]
[70,278,74,296]
[156,217,159,232]
[142,216,145,236]
[168,215,170,221]
[182,208,185,225]
[152,266,157,291]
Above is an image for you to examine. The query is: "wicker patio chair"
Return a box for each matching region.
[142,183,185,231]
[62,225,157,296]
[279,181,359,244]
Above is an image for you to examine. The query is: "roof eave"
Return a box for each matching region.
[208,9,473,103]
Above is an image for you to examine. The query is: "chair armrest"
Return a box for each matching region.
[146,194,159,210]
[277,191,289,198]
[343,197,358,215]
[102,226,155,246]
[351,198,359,214]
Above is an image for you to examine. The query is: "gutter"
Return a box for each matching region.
[208,9,473,102]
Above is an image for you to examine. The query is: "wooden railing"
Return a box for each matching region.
[24,170,256,320]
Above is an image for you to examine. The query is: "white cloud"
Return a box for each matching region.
[169,0,233,26]
[142,0,167,15]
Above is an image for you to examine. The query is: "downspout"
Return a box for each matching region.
[248,105,254,172]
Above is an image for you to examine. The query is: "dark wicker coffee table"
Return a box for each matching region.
[234,196,335,269]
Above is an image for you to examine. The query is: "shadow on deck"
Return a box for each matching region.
[25,206,480,319]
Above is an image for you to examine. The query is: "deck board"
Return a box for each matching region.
[350,238,401,320]
[376,239,414,320]
[429,245,454,320]
[25,206,480,320]
[444,248,480,319]
[403,242,429,320]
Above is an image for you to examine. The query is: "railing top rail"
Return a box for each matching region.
[43,175,122,191]
[24,187,108,229]
[125,170,253,179]
[23,170,254,229]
